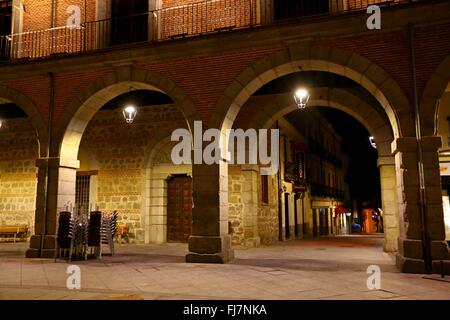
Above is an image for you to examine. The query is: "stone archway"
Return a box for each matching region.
[27,66,199,258]
[209,44,411,138]
[422,55,450,252]
[0,85,47,156]
[0,86,48,248]
[186,44,412,265]
[235,87,399,252]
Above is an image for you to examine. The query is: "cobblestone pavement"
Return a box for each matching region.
[0,235,449,300]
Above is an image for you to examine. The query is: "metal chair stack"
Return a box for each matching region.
[55,211,72,261]
[101,211,118,256]
[68,213,89,261]
[87,211,102,258]
[55,209,120,261]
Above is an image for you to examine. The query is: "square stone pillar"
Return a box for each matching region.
[378,157,400,252]
[186,162,234,263]
[393,137,450,274]
[26,157,79,258]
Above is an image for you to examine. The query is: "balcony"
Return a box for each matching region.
[0,0,428,63]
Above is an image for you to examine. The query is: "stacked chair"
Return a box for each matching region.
[55,209,119,261]
[69,213,89,261]
[87,211,102,258]
[55,211,72,261]
[101,211,118,256]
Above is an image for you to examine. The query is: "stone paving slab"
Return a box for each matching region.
[0,236,449,300]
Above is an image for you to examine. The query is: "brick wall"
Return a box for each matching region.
[0,117,38,231]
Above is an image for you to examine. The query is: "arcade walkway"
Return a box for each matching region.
[0,236,449,300]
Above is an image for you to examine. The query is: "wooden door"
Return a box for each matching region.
[167,175,192,243]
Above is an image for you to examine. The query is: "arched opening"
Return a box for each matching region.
[189,45,408,264]
[228,71,398,256]
[75,87,192,245]
[24,68,199,257]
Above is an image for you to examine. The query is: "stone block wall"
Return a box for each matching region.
[228,165,278,246]
[0,118,38,231]
[257,174,278,245]
[228,165,246,245]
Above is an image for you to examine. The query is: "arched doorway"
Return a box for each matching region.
[27,67,198,257]
[228,72,398,253]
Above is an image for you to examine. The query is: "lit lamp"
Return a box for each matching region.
[369,136,377,149]
[294,88,310,110]
[0,119,2,129]
[123,105,137,124]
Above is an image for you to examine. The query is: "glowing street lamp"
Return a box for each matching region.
[294,88,310,110]
[369,136,377,149]
[123,105,137,124]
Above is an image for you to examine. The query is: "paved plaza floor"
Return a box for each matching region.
[0,235,449,300]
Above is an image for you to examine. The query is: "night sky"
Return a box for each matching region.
[317,107,381,205]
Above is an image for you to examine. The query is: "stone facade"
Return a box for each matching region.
[77,104,188,241]
[0,118,38,232]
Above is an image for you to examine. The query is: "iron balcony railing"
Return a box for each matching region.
[0,0,428,62]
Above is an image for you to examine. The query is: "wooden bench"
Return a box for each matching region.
[115,224,130,244]
[0,225,28,243]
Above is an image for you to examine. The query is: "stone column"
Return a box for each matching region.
[147,171,167,244]
[26,157,79,258]
[186,162,234,263]
[378,156,400,252]
[241,165,260,247]
[393,137,450,274]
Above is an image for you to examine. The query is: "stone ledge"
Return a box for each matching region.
[396,254,426,274]
[186,249,235,264]
[432,260,450,275]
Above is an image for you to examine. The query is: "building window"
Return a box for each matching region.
[274,0,329,21]
[262,175,269,205]
[75,174,91,214]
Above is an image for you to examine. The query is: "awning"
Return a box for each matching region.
[334,205,350,215]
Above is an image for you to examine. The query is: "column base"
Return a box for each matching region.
[25,234,56,259]
[186,235,235,264]
[396,253,426,273]
[397,237,450,274]
[243,237,260,248]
